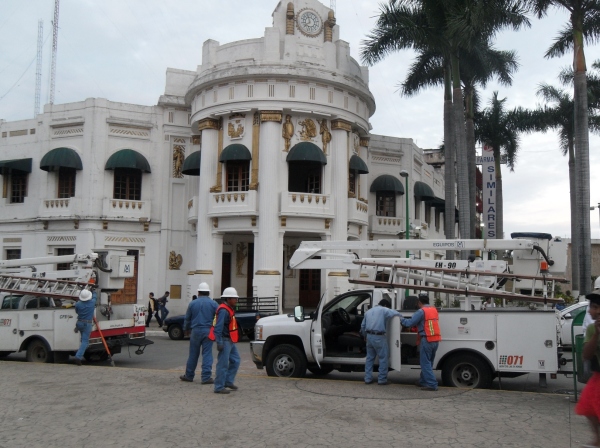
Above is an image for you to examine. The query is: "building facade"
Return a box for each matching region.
[0,0,451,314]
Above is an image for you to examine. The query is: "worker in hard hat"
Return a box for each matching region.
[180,283,218,384]
[209,287,241,394]
[73,289,97,366]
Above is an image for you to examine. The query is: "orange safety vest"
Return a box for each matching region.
[208,304,239,343]
[418,306,442,343]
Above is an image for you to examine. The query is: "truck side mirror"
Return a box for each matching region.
[294,306,305,322]
[563,313,572,320]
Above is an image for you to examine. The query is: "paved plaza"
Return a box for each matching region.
[0,360,591,448]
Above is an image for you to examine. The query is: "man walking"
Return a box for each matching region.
[179,283,218,384]
[157,291,170,323]
[73,289,97,366]
[146,292,162,327]
[360,298,401,385]
[210,287,241,394]
[401,293,442,391]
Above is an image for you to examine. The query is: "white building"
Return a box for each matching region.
[0,0,450,314]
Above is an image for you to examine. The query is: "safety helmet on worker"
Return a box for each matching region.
[221,287,239,298]
[197,282,210,293]
[79,290,93,302]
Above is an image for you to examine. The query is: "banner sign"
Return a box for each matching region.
[481,145,496,238]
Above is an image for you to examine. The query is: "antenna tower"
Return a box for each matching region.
[330,0,336,13]
[49,0,60,105]
[34,20,43,117]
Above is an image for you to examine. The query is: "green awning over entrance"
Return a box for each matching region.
[427,196,445,208]
[349,154,369,174]
[286,142,327,165]
[105,149,151,173]
[414,181,436,200]
[0,158,32,174]
[39,147,83,172]
[219,144,251,163]
[182,151,201,176]
[370,174,404,194]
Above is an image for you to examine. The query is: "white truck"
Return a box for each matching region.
[250,234,575,388]
[0,250,151,363]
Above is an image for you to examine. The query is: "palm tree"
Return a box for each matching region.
[525,0,600,294]
[475,92,531,240]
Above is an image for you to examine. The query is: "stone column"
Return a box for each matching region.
[326,119,352,296]
[253,111,284,300]
[192,118,221,293]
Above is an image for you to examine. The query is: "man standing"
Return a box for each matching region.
[146,292,162,327]
[73,289,97,366]
[360,298,401,385]
[157,291,170,323]
[210,287,241,394]
[179,283,218,384]
[401,293,442,391]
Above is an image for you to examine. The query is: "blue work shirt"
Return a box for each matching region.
[360,305,401,336]
[75,292,97,321]
[183,296,218,332]
[400,307,429,335]
[213,304,235,344]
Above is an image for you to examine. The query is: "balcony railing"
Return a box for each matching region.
[280,192,333,218]
[102,198,151,220]
[38,198,82,218]
[369,214,404,236]
[207,190,257,217]
[347,197,368,225]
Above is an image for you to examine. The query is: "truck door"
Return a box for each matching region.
[387,315,402,371]
[310,293,327,367]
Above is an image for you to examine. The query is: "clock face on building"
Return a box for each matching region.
[297,9,322,36]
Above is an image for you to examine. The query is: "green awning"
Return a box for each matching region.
[39,147,83,172]
[370,174,404,194]
[286,142,327,165]
[349,154,369,174]
[0,158,32,175]
[414,181,436,200]
[219,144,251,163]
[427,196,445,209]
[105,149,151,173]
[182,151,201,176]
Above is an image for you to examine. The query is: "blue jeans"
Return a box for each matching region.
[419,338,439,390]
[185,329,214,381]
[364,334,389,384]
[75,321,93,360]
[214,339,240,391]
[159,305,169,322]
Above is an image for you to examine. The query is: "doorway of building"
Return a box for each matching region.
[299,268,320,308]
[111,250,138,304]
[221,252,232,294]
[246,243,254,297]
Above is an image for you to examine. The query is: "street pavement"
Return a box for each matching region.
[0,345,593,448]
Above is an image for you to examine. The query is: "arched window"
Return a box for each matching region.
[104,149,151,201]
[287,142,327,193]
[370,174,404,217]
[220,144,251,192]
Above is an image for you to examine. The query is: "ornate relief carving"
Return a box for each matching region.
[169,251,183,270]
[53,127,84,138]
[298,118,317,141]
[212,217,219,228]
[251,216,257,226]
[325,218,331,229]
[331,119,352,132]
[319,119,331,154]
[282,114,294,152]
[173,145,185,178]
[46,236,76,242]
[260,111,283,123]
[324,10,336,42]
[281,217,287,227]
[109,127,150,138]
[228,114,245,140]
[236,242,247,276]
[250,112,260,189]
[197,118,219,131]
[359,137,370,147]
[353,132,360,154]
[173,137,186,144]
[286,2,295,35]
[104,236,146,243]
[192,135,201,145]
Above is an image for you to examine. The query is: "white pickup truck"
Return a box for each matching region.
[251,288,565,388]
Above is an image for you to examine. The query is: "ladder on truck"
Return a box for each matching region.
[348,259,568,304]
[0,274,93,300]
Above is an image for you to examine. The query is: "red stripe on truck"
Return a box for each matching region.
[90,325,146,338]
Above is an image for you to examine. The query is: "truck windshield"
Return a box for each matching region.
[1,295,22,310]
[326,293,371,314]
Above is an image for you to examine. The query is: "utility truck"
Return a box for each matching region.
[0,250,152,363]
[250,233,576,388]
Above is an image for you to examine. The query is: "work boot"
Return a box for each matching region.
[225,383,238,390]
[74,358,82,366]
[201,378,214,385]
[420,387,437,391]
[214,389,230,394]
[179,375,193,382]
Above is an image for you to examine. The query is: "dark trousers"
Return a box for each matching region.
[146,310,162,327]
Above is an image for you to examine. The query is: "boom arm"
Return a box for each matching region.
[0,253,98,269]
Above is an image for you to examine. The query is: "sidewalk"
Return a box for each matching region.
[0,361,590,448]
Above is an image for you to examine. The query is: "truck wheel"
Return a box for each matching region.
[168,324,184,340]
[442,354,492,389]
[308,365,334,376]
[26,340,54,363]
[266,344,307,378]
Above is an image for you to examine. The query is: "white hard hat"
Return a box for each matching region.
[594,277,600,289]
[198,282,210,293]
[79,290,93,302]
[221,287,239,298]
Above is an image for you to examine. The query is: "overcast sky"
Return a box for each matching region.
[1,0,599,239]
